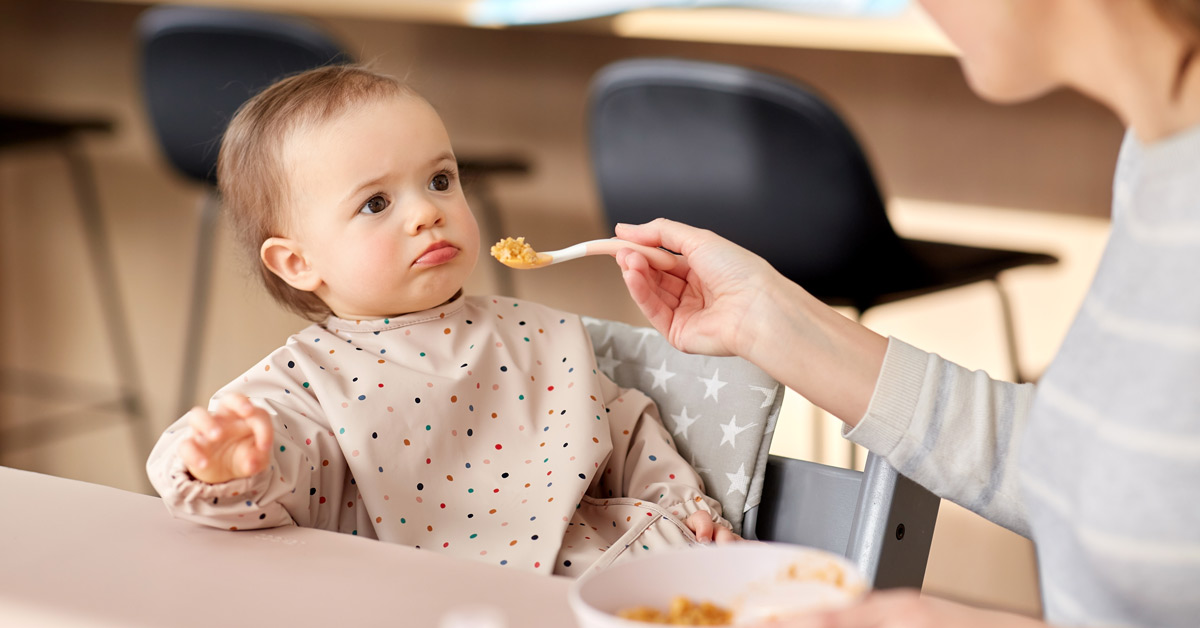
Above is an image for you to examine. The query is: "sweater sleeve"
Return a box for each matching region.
[595,372,732,530]
[844,337,1037,537]
[146,351,354,534]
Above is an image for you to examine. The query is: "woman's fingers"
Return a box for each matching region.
[615,218,709,260]
[615,226,693,280]
[800,590,919,628]
[618,250,679,334]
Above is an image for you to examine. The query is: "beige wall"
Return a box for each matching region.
[1,0,1124,617]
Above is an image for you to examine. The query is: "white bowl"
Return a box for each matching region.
[569,542,868,627]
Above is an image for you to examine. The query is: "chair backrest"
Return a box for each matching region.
[584,317,938,588]
[137,6,349,185]
[582,316,783,538]
[588,57,909,300]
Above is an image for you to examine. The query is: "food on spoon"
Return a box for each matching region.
[490,236,538,265]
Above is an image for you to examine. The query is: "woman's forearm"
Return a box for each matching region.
[738,276,888,427]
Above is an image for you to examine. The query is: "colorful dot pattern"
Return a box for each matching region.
[155,295,724,577]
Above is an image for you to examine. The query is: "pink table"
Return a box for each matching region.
[0,466,577,627]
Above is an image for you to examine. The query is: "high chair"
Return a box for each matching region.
[584,316,939,588]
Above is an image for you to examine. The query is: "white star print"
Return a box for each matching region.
[645,359,677,393]
[670,406,700,440]
[698,369,728,402]
[725,463,750,496]
[718,415,757,448]
[633,327,659,356]
[749,384,779,409]
[596,346,621,379]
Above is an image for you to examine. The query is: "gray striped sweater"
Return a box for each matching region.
[848,126,1200,627]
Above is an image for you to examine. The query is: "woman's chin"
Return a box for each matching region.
[963,66,1057,104]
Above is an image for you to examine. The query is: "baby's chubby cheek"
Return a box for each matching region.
[356,235,406,268]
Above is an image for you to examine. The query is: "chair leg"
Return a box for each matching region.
[175,190,220,418]
[63,136,154,489]
[991,279,1025,383]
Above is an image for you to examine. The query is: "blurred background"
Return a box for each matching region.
[0,0,1122,618]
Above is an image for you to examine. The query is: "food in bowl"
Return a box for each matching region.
[570,543,867,628]
[618,596,733,625]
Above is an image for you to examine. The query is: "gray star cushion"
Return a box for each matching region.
[583,317,782,536]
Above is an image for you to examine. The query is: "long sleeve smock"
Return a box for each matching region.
[846,127,1200,627]
[148,294,729,577]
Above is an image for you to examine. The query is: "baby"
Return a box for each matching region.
[146,65,735,577]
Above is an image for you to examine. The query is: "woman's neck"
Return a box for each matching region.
[1069,2,1200,143]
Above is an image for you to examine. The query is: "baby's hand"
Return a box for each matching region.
[178,393,274,485]
[684,511,741,544]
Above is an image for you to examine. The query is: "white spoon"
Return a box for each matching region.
[490,237,679,270]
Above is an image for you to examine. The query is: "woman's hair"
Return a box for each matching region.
[216,64,413,321]
[1147,0,1200,97]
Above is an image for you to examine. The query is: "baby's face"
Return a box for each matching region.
[280,94,480,319]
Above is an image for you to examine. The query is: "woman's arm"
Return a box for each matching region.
[615,219,1037,536]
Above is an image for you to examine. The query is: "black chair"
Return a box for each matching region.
[0,112,153,480]
[588,58,1058,386]
[137,5,528,417]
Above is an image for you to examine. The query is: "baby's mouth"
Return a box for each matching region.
[414,242,459,266]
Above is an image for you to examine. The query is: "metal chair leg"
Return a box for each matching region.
[63,136,154,488]
[175,189,220,418]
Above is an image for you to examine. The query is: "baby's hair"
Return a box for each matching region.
[216,64,416,321]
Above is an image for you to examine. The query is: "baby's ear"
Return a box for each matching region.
[261,237,321,292]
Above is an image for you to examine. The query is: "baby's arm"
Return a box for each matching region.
[147,360,352,533]
[597,374,738,543]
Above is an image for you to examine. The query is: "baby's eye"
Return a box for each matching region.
[359,195,389,215]
[429,173,451,192]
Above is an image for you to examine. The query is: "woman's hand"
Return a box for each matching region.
[615,219,782,359]
[615,219,887,425]
[683,511,740,544]
[759,590,1047,628]
[178,393,274,484]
